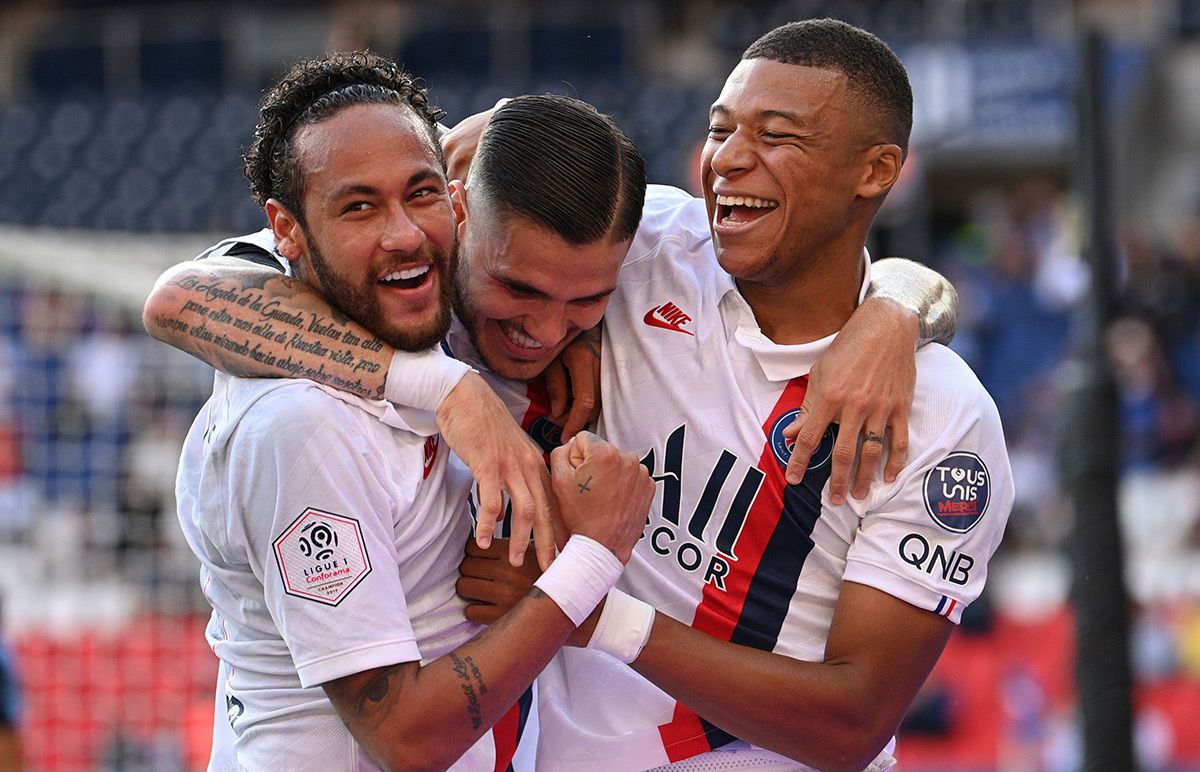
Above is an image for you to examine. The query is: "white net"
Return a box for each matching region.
[0,229,222,769]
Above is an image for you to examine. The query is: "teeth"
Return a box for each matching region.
[381,265,430,282]
[715,194,778,209]
[500,320,543,350]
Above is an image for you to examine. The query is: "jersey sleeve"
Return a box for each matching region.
[194,228,287,271]
[227,384,424,687]
[841,348,1014,624]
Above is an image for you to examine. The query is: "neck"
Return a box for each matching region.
[737,243,865,345]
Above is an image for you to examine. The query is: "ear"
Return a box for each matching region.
[449,179,469,243]
[265,199,305,262]
[855,143,903,200]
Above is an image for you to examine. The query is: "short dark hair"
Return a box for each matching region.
[743,19,912,155]
[471,95,646,245]
[243,50,446,225]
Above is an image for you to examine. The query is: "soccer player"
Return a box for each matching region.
[463,19,1014,771]
[167,51,655,770]
[146,49,963,772]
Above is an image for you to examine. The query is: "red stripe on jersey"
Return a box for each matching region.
[690,377,808,640]
[520,376,551,432]
[520,375,556,465]
[492,698,521,772]
[659,703,715,762]
[657,376,809,758]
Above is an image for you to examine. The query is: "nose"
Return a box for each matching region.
[522,303,573,348]
[379,206,426,254]
[708,129,753,178]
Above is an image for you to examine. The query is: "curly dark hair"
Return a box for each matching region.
[243,50,446,225]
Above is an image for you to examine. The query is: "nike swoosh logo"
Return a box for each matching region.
[643,306,695,335]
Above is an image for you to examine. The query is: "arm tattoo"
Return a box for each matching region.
[449,652,487,729]
[355,664,404,715]
[577,325,603,359]
[160,269,391,399]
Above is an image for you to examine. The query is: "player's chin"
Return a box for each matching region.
[485,351,556,382]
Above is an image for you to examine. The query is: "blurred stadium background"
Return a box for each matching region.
[1,0,1198,769]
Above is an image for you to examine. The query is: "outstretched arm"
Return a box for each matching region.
[628,583,953,772]
[460,542,951,772]
[144,256,395,396]
[143,255,557,570]
[784,258,958,501]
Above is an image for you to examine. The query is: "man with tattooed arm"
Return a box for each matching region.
[166,51,654,770]
[148,45,962,771]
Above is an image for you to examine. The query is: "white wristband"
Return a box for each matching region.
[587,589,655,663]
[383,347,473,411]
[534,536,623,626]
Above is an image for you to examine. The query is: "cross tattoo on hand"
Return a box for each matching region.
[578,475,593,494]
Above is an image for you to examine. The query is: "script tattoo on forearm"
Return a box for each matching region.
[449,652,489,730]
[159,271,391,399]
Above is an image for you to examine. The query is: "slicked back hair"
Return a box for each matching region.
[743,19,913,156]
[470,95,646,246]
[244,50,446,227]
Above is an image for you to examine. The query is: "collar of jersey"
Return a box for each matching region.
[720,249,872,382]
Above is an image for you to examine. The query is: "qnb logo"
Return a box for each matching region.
[298,522,338,561]
[899,533,974,586]
[923,452,990,533]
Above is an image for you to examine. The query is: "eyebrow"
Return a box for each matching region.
[326,168,443,203]
[502,276,616,303]
[709,104,804,124]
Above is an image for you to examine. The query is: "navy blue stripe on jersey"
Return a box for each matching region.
[223,241,283,271]
[729,438,835,651]
[688,450,737,540]
[698,716,738,751]
[507,684,535,772]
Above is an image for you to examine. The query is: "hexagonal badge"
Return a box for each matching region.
[273,508,373,606]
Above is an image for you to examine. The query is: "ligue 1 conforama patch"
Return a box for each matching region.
[923,452,990,533]
[274,508,372,606]
[769,408,834,470]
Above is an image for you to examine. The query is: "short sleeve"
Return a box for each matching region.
[842,349,1014,624]
[228,385,423,687]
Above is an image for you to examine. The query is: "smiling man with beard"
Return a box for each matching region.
[167,51,655,771]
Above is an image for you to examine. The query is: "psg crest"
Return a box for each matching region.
[769,409,834,471]
[527,416,564,454]
[923,452,990,533]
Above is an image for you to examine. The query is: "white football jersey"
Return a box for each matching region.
[532,186,1014,770]
[177,374,537,771]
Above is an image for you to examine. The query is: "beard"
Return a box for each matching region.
[450,256,516,377]
[302,227,456,353]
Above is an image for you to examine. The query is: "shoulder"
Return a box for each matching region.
[194,228,286,272]
[914,344,1001,424]
[907,345,1013,496]
[216,378,369,455]
[625,185,712,269]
